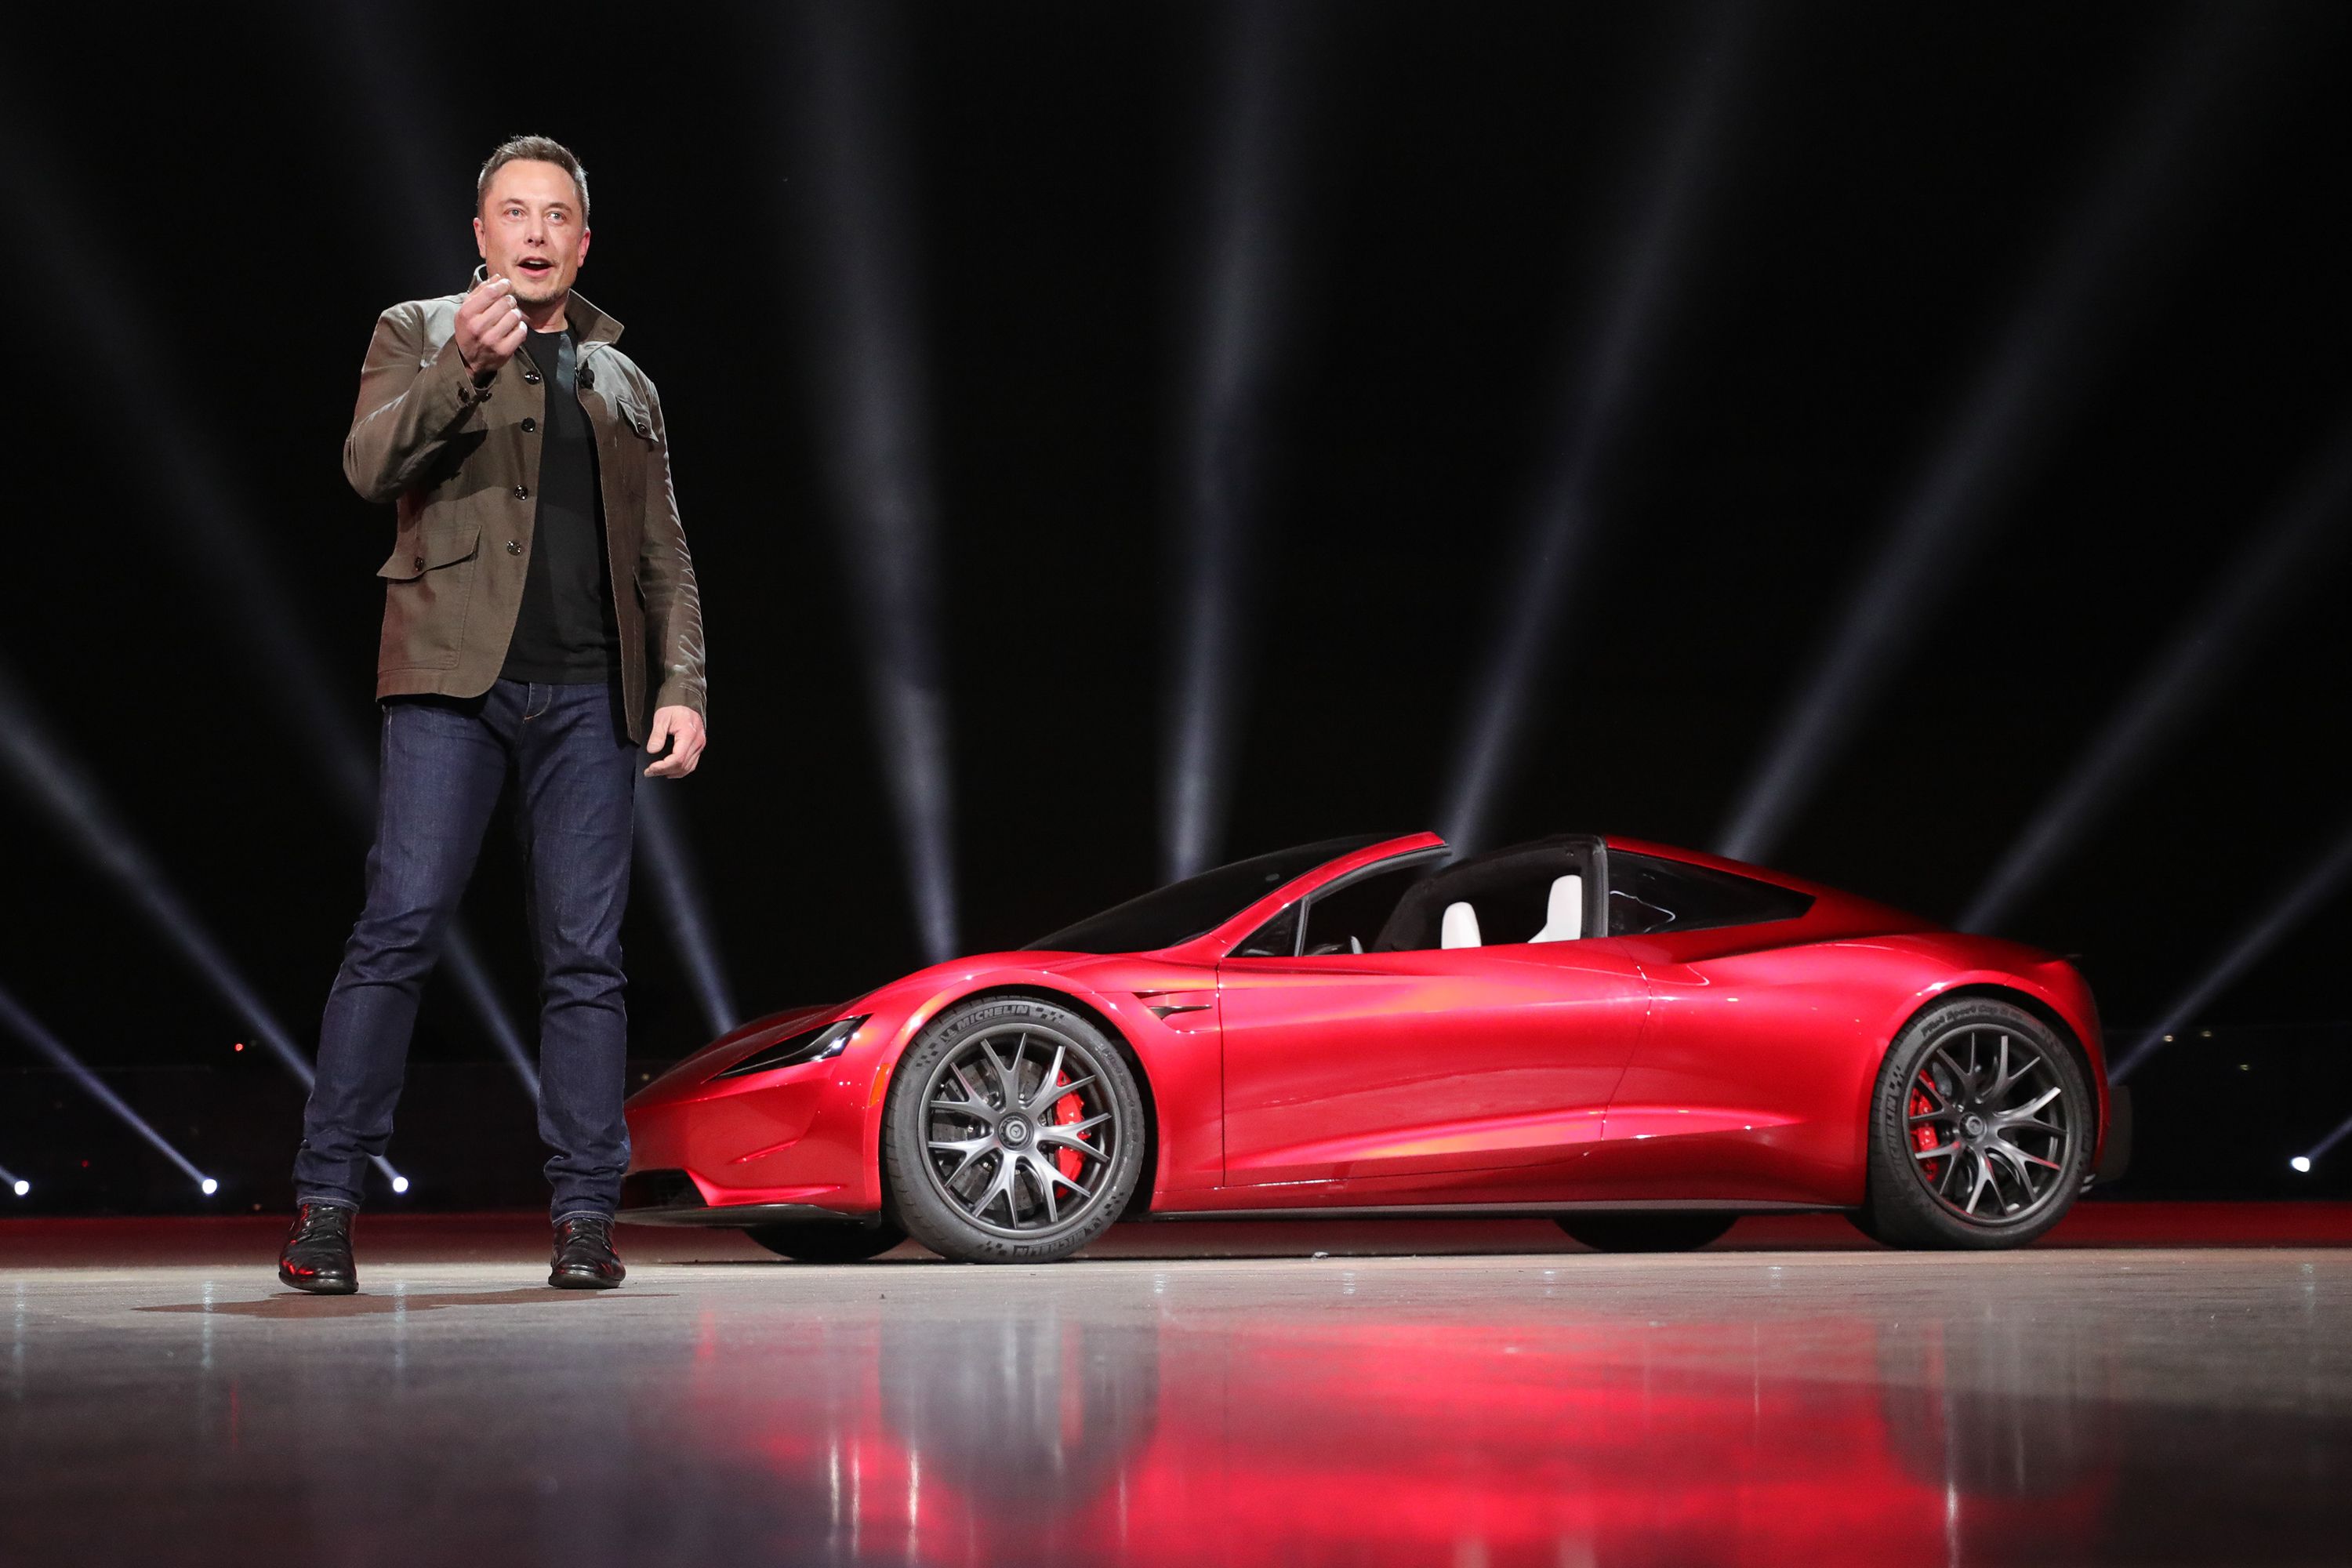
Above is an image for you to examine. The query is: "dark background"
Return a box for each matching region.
[3,1,2350,1208]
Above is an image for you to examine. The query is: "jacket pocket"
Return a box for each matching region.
[378,523,484,582]
[612,397,656,444]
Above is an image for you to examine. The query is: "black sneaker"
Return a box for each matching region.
[278,1201,358,1294]
[550,1211,625,1290]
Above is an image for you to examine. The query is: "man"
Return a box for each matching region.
[278,136,708,1294]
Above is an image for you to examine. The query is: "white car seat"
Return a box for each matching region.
[1441,901,1482,949]
[1530,874,1584,942]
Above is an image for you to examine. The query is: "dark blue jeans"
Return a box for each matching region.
[295,679,639,1218]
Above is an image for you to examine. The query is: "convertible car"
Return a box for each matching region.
[619,833,2118,1263]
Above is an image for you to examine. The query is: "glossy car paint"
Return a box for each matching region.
[622,830,2107,1223]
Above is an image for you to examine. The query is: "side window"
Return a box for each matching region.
[1301,864,1432,955]
[1375,843,1598,951]
[1606,851,1813,936]
[1232,903,1300,958]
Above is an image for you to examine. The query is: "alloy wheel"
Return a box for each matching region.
[918,1023,1122,1240]
[1904,1025,2077,1226]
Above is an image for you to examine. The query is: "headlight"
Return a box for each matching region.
[711,1014,870,1080]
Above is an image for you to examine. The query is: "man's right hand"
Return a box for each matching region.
[454,274,526,382]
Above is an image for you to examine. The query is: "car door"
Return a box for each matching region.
[1216,845,1649,1190]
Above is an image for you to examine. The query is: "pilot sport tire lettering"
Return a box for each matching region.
[1862,997,2091,1250]
[882,995,1147,1264]
[1554,1214,1738,1253]
[743,1220,909,1263]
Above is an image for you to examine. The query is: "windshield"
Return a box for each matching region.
[1025,835,1390,953]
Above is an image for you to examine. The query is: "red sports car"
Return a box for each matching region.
[619,833,2118,1262]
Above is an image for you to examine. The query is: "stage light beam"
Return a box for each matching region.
[0,660,405,1189]
[1962,411,2352,932]
[635,786,740,1037]
[0,100,536,1098]
[0,1163,27,1199]
[1163,0,1321,880]
[2110,812,2352,1084]
[0,982,219,1195]
[1717,3,2269,864]
[1439,0,1755,856]
[781,5,959,963]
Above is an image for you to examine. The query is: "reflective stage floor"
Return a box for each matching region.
[5,1207,2350,1565]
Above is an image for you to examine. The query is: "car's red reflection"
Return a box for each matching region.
[686,1300,2115,1566]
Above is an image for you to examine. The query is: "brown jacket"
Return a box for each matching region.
[343,281,706,743]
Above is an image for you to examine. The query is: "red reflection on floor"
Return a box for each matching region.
[728,1309,2113,1567]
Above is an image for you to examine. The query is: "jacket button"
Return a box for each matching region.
[412,555,426,571]
[514,485,529,500]
[506,540,522,555]
[521,417,537,433]
[524,371,542,385]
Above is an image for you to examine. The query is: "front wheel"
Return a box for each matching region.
[745,1220,908,1263]
[882,995,1147,1264]
[1556,1214,1738,1253]
[1861,997,2092,1249]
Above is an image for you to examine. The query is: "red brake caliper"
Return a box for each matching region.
[1909,1086,1942,1181]
[1053,1071,1084,1181]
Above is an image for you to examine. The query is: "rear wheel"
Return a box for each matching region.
[1555,1214,1738,1253]
[1861,997,2091,1249]
[883,995,1146,1264]
[744,1221,908,1263]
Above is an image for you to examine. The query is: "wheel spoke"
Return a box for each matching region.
[1911,1141,1960,1163]
[1027,1044,1067,1109]
[1035,1074,1097,1113]
[928,1134,993,1184]
[949,1062,990,1108]
[1964,1151,1994,1214]
[1036,1112,1112,1149]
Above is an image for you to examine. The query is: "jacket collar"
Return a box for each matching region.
[466,263,625,348]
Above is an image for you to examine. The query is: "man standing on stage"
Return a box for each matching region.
[279,136,708,1294]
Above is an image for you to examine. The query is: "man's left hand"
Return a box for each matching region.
[644,706,707,778]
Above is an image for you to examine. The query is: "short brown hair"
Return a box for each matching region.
[477,135,590,224]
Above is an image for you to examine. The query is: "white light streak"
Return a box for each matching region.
[0,104,535,1098]
[635,785,741,1036]
[783,6,958,962]
[0,664,411,1191]
[0,982,216,1192]
[1962,411,2352,931]
[1163,0,1319,880]
[2111,812,2352,1083]
[1718,4,2268,863]
[1440,0,1755,855]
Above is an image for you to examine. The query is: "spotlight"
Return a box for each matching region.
[780,5,959,961]
[2111,811,2352,1083]
[635,786,741,1036]
[2292,1156,2314,1174]
[1962,411,2352,931]
[1439,0,1755,855]
[9,1181,27,1198]
[1717,4,2270,864]
[1163,0,1322,880]
[390,1175,410,1195]
[199,1178,218,1196]
[0,982,218,1195]
[0,114,535,1096]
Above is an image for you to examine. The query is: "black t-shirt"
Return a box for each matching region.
[500,328,620,684]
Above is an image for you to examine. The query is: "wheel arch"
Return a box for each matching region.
[896,981,1164,1221]
[1881,982,2105,1159]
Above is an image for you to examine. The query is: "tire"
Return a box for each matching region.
[883,994,1148,1264]
[1555,1214,1738,1253]
[1861,996,2092,1250]
[744,1220,908,1263]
